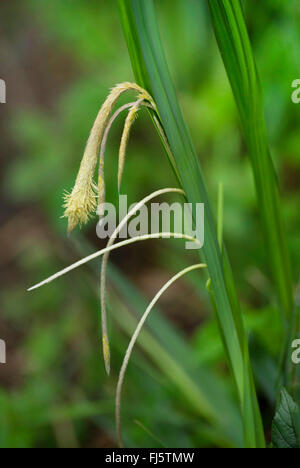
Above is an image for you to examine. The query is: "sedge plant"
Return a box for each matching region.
[29,1,265,448]
[28,0,300,449]
[28,79,212,446]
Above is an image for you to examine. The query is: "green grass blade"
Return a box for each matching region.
[207,0,294,323]
[217,182,224,249]
[118,0,265,447]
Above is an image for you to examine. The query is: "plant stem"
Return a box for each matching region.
[207,0,296,392]
[118,0,265,447]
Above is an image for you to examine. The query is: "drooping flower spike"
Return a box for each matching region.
[100,187,185,374]
[97,101,138,218]
[61,82,186,375]
[27,228,200,292]
[63,82,156,234]
[97,98,156,218]
[28,81,207,445]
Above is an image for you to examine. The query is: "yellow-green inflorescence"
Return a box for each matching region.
[62,82,156,234]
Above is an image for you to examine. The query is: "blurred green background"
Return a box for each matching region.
[0,0,299,448]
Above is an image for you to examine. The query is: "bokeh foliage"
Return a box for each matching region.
[0,0,299,447]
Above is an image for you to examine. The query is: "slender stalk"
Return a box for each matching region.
[27,231,199,292]
[98,99,156,218]
[118,98,143,192]
[100,187,184,374]
[116,263,207,447]
[98,101,137,218]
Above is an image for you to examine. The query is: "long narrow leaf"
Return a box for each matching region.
[118,0,265,447]
[207,0,294,323]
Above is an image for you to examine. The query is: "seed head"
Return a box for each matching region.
[63,82,156,233]
[63,183,97,234]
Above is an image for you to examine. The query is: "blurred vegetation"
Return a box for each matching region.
[0,0,299,447]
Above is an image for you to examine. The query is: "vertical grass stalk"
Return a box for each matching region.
[207,0,297,391]
[207,0,294,321]
[118,0,265,447]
